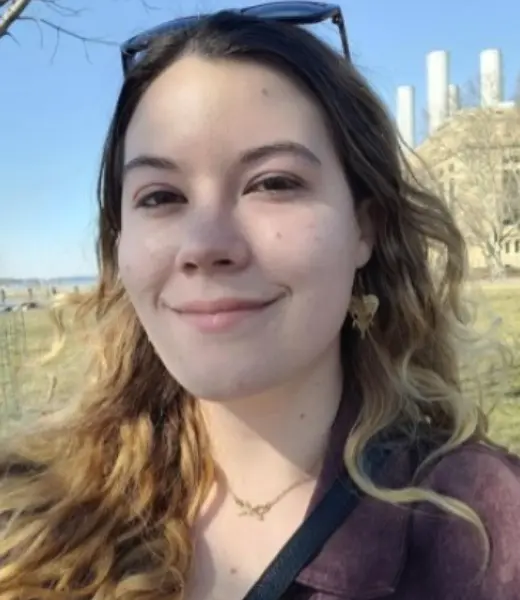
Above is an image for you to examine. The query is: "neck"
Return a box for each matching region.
[199,348,344,501]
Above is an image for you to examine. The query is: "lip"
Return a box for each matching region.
[172,296,279,333]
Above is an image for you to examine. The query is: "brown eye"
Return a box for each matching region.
[247,175,305,195]
[135,189,186,208]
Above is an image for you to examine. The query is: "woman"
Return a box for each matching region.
[1,4,519,599]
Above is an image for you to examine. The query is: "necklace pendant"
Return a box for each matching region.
[252,507,266,521]
[235,499,270,520]
[251,504,270,521]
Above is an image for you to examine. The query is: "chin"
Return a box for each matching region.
[167,362,283,403]
[176,377,272,403]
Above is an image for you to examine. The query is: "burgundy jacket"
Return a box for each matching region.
[285,403,520,600]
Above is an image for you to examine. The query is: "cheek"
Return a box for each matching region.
[267,220,355,353]
[258,210,357,324]
[117,239,144,297]
[305,228,355,313]
[264,213,357,285]
[117,223,174,298]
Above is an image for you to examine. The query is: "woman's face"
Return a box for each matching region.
[118,54,373,401]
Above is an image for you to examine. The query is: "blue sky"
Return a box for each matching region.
[1,0,519,278]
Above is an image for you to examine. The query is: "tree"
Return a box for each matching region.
[0,0,155,56]
[415,84,520,277]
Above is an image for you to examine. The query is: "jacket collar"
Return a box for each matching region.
[295,398,414,599]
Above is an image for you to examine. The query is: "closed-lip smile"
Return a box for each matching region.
[174,297,277,314]
[171,296,280,333]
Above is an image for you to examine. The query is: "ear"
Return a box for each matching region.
[354,199,375,269]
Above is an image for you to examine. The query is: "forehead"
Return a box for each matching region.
[124,55,332,160]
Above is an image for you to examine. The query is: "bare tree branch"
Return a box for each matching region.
[35,0,86,19]
[0,0,32,38]
[416,78,520,277]
[132,0,160,12]
[4,28,20,44]
[18,15,117,47]
[1,0,156,49]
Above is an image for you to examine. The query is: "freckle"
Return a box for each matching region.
[275,231,282,239]
[299,413,306,420]
[230,567,238,575]
[261,88,270,96]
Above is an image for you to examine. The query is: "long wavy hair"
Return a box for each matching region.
[0,12,494,599]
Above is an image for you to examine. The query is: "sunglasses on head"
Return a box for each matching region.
[120,1,350,74]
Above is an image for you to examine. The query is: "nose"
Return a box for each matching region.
[175,209,251,275]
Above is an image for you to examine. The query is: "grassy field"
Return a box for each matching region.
[0,306,88,422]
[461,282,520,448]
[1,282,519,448]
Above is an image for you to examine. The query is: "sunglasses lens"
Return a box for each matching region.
[123,3,341,72]
[245,2,328,19]
[123,16,201,70]
[129,15,200,48]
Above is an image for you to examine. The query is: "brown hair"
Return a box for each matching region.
[0,12,490,599]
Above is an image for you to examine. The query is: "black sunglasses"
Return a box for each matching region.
[120,1,350,74]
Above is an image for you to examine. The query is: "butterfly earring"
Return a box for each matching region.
[348,294,379,339]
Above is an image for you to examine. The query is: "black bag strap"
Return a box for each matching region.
[242,443,393,600]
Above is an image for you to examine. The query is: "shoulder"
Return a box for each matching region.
[405,442,520,599]
[421,442,520,540]
[425,440,520,488]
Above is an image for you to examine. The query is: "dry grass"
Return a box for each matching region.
[0,308,88,424]
[464,281,520,449]
[1,283,519,447]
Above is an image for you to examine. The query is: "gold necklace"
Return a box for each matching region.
[226,459,323,521]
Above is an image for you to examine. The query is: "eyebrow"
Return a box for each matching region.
[240,141,322,166]
[122,141,322,177]
[123,154,178,176]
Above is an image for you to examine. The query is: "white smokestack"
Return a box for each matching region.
[396,85,415,149]
[448,83,460,115]
[426,50,449,134]
[480,49,502,107]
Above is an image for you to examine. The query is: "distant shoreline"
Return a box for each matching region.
[0,277,97,288]
[1,279,96,307]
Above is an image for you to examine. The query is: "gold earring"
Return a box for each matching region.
[348,294,379,339]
